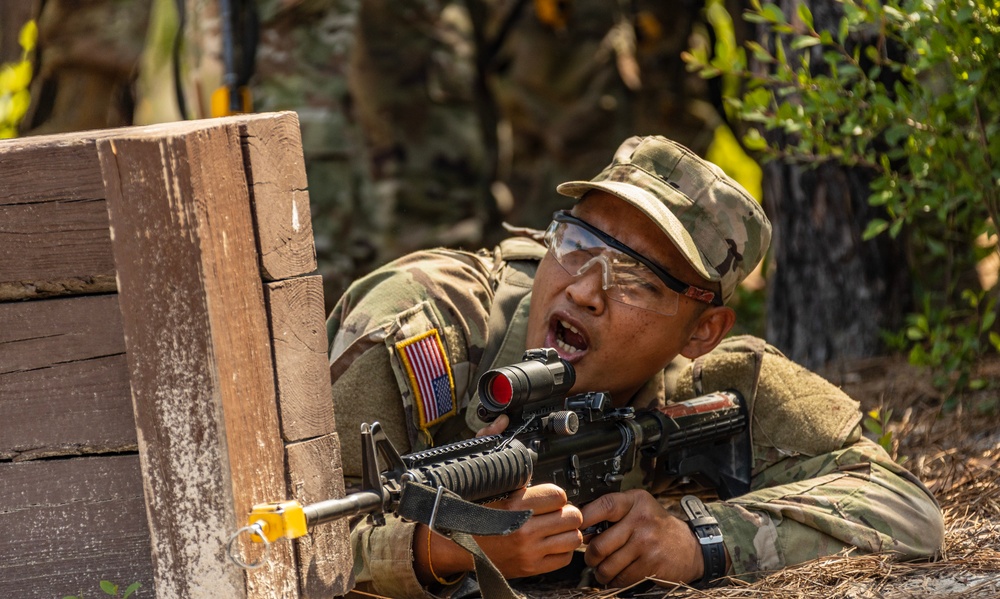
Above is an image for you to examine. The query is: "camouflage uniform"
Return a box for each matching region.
[475,0,721,233]
[135,0,496,308]
[327,240,943,598]
[134,0,723,308]
[327,138,944,598]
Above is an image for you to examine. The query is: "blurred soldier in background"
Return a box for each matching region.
[135,0,491,308]
[473,0,719,231]
[19,0,726,311]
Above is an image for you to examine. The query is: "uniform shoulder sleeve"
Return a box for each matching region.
[327,249,494,470]
[670,334,862,472]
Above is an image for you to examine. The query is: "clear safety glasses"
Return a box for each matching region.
[543,211,721,316]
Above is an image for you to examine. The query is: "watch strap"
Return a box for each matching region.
[680,495,726,588]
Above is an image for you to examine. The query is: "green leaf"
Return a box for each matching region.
[862,218,889,240]
[889,218,904,238]
[100,581,118,596]
[791,35,821,50]
[123,582,141,599]
[762,4,787,24]
[798,3,814,30]
[982,311,996,333]
[990,332,1000,351]
[11,61,32,91]
[838,17,850,45]
[742,128,768,151]
[746,41,774,63]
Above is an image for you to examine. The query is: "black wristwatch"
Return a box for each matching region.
[680,495,727,588]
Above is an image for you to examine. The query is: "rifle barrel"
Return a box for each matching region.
[304,491,383,527]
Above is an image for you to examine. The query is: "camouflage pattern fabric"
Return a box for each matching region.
[135,0,725,309]
[475,0,722,232]
[327,239,943,598]
[349,0,492,260]
[135,0,493,308]
[557,135,771,304]
[135,0,377,307]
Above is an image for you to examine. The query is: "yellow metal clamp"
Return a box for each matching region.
[247,500,309,543]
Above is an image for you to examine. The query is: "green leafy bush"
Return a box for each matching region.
[0,19,36,138]
[685,0,1000,398]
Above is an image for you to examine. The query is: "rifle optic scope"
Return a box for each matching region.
[477,348,575,419]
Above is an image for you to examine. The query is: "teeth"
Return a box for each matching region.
[556,338,580,353]
[560,320,580,335]
[557,320,582,353]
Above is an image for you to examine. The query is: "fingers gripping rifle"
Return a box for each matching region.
[233,348,751,560]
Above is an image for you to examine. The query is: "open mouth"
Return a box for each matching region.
[553,318,588,355]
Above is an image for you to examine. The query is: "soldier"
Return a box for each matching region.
[327,135,943,597]
[472,0,721,234]
[136,0,494,309]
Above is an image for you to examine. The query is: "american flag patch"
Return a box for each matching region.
[396,329,456,428]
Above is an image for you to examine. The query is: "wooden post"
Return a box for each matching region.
[0,112,350,598]
[100,119,295,598]
[98,113,351,599]
[239,114,352,597]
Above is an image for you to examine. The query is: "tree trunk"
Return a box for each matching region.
[763,160,910,368]
[758,0,911,369]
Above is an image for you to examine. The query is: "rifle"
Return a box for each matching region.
[237,348,751,548]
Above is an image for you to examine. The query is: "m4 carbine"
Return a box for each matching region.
[244,348,750,544]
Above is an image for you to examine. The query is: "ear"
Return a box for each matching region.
[680,306,736,360]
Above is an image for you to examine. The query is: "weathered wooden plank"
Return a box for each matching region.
[0,354,134,461]
[0,133,108,205]
[0,114,295,208]
[0,294,124,374]
[99,121,297,598]
[0,198,115,287]
[0,113,307,300]
[285,434,353,598]
[0,454,154,599]
[240,112,318,280]
[265,275,336,442]
[0,133,117,300]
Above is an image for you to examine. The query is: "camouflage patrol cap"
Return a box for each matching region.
[556,135,771,304]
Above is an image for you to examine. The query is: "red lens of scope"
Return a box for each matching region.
[488,374,513,405]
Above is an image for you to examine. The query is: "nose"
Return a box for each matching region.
[565,256,608,314]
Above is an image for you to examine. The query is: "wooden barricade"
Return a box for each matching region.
[0,113,351,598]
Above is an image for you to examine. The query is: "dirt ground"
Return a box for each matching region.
[525,355,1000,599]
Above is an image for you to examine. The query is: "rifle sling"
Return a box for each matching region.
[398,482,531,599]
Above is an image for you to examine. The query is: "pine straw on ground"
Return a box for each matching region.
[536,356,1000,599]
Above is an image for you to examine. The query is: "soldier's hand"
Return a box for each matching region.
[475,483,584,578]
[475,414,509,437]
[580,490,707,587]
[418,483,583,583]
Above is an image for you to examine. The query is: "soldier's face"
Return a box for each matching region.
[526,192,711,403]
